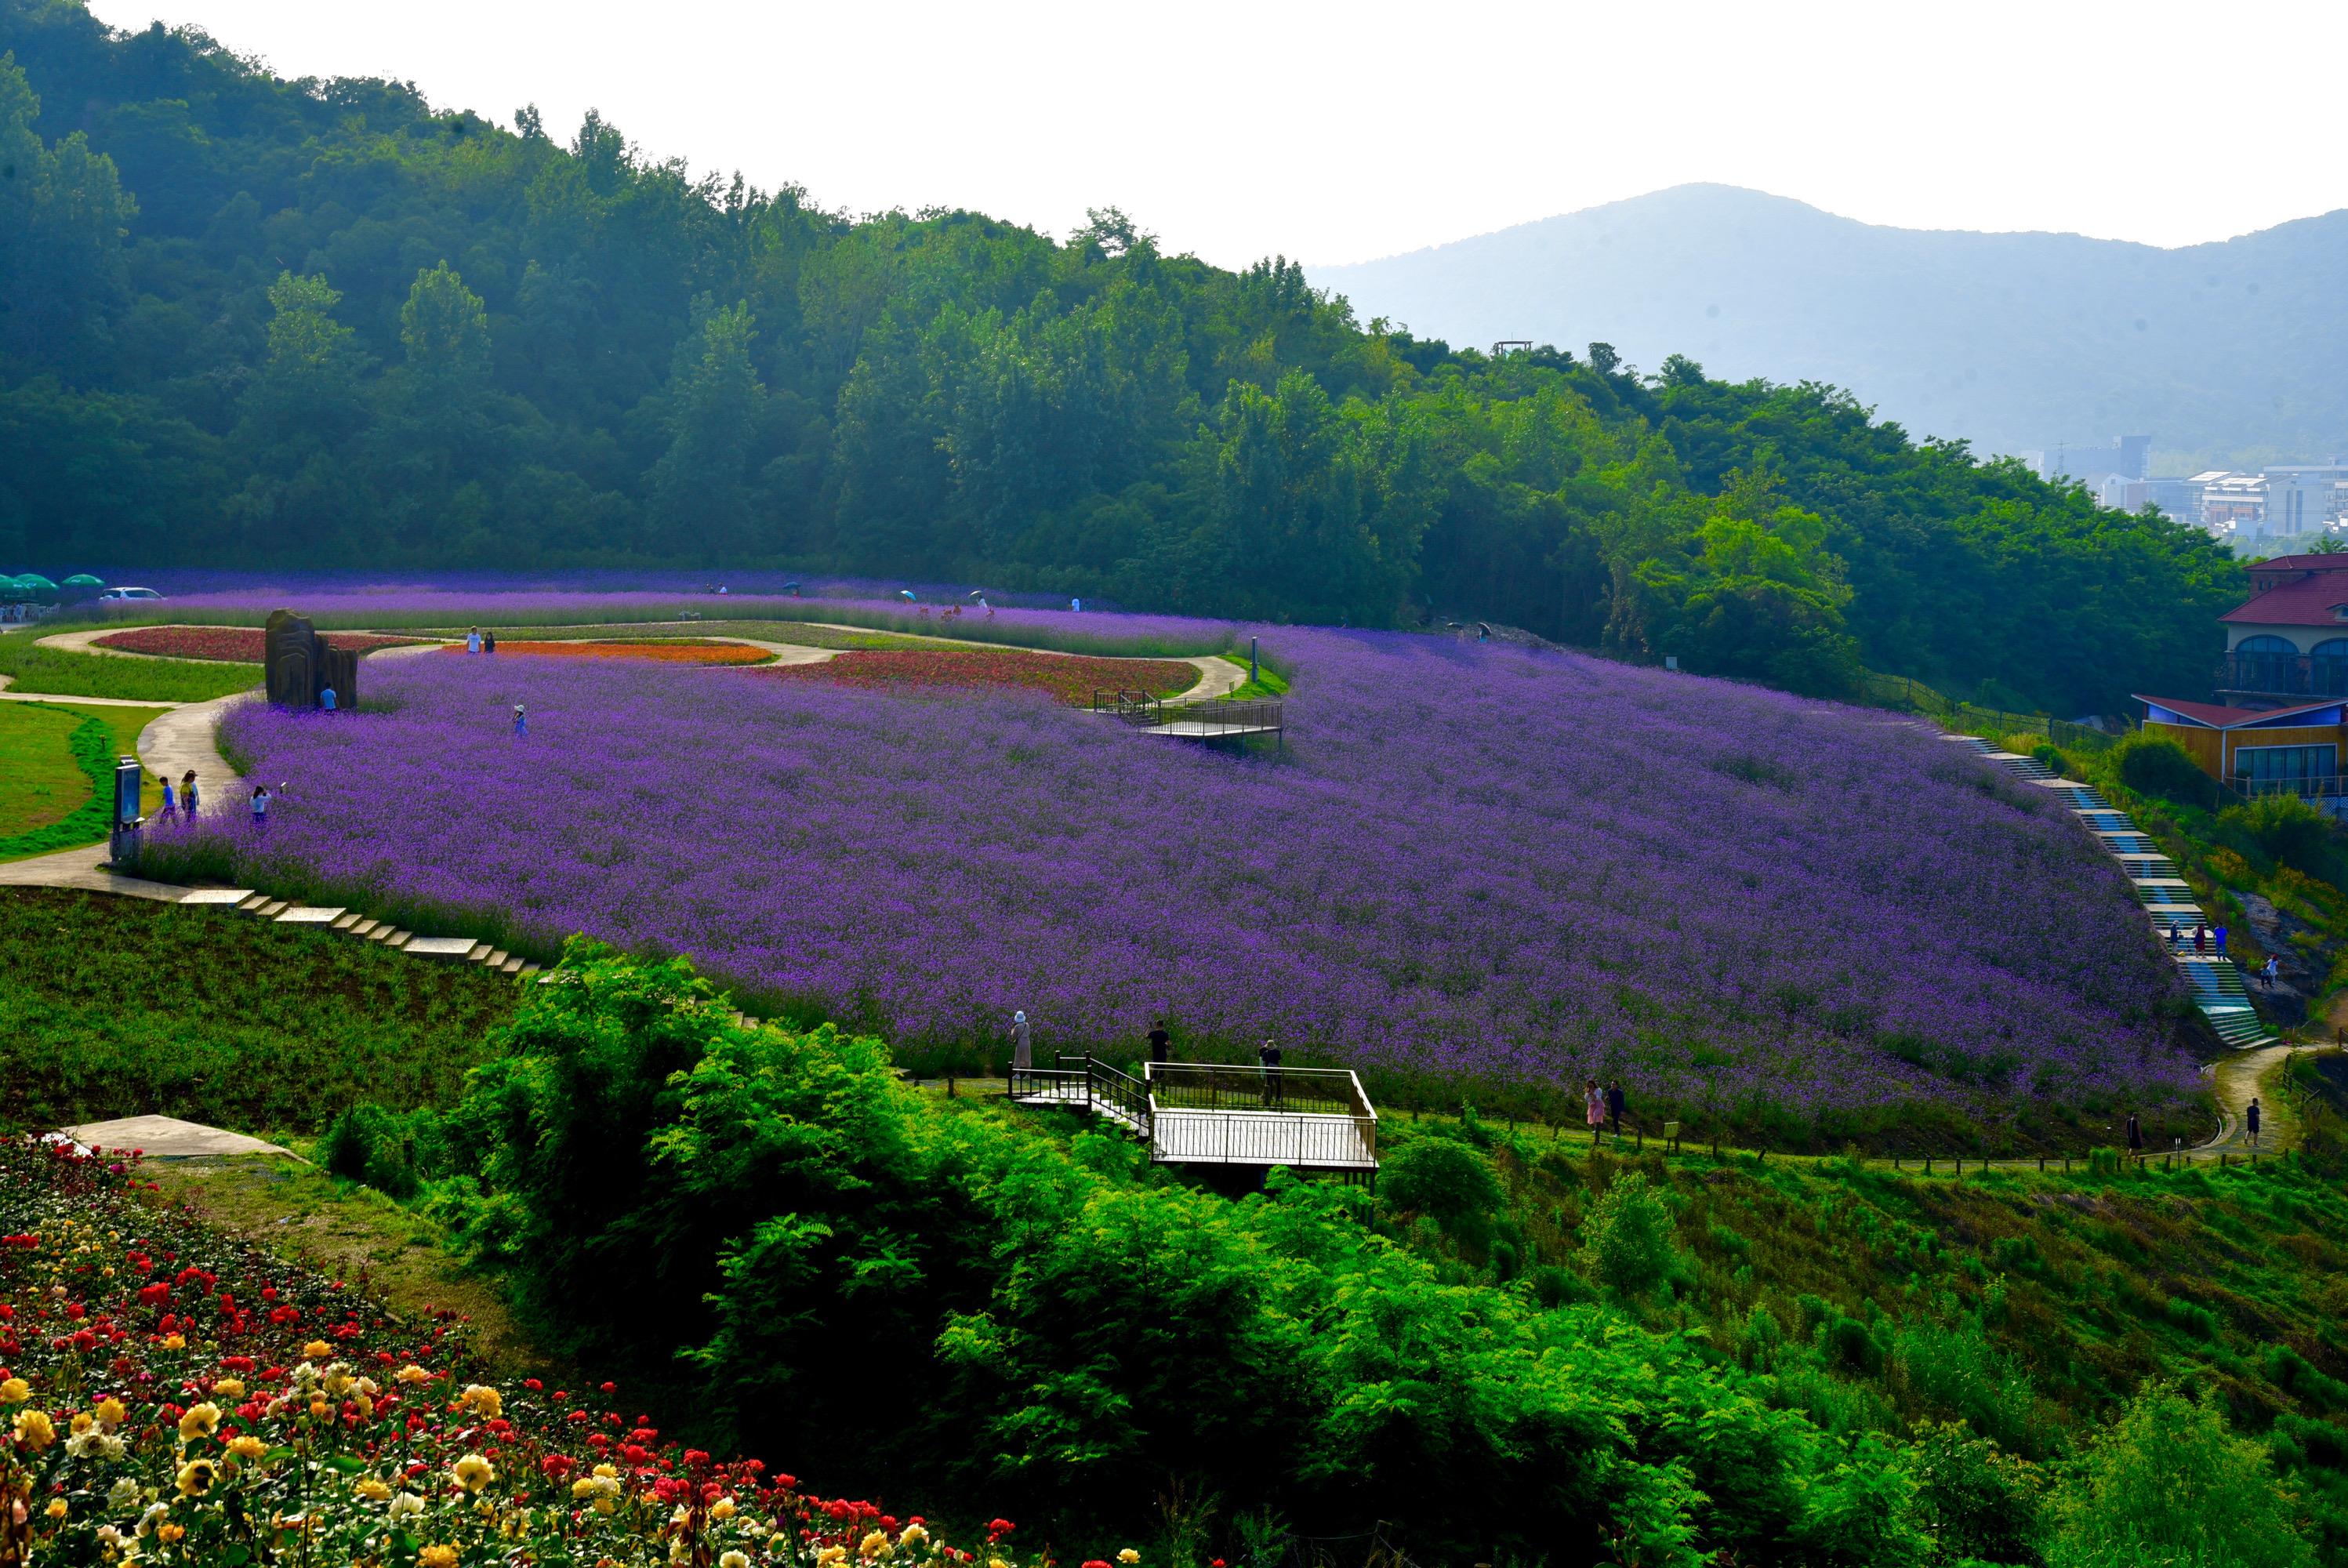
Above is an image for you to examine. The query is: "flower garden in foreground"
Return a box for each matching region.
[136,606,2195,1137]
[0,1140,1042,1568]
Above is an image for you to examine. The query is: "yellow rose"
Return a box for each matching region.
[158,1523,187,1544]
[419,1547,459,1568]
[212,1378,245,1399]
[70,1411,95,1436]
[592,1462,618,1479]
[0,1378,28,1403]
[458,1384,503,1419]
[45,1499,66,1520]
[452,1453,495,1493]
[226,1435,267,1461]
[899,1524,929,1550]
[1120,1552,1141,1564]
[710,1497,737,1522]
[859,1530,894,1562]
[162,1334,185,1351]
[396,1364,432,1385]
[176,1458,220,1497]
[94,1397,127,1428]
[176,1402,221,1441]
[357,1479,392,1501]
[720,1553,751,1568]
[14,1410,55,1452]
[302,1340,332,1360]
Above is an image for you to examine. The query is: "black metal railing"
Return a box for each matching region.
[1090,691,1285,737]
[1144,1062,1378,1167]
[1008,1054,1154,1134]
[1149,1110,1378,1168]
[2218,654,2348,699]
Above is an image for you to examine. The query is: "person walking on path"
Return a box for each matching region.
[1147,1020,1172,1069]
[2125,1110,2143,1160]
[512,703,527,738]
[1585,1079,1606,1142]
[1258,1038,1283,1109]
[158,775,175,816]
[1011,1010,1032,1072]
[1606,1080,1626,1138]
[466,627,481,655]
[181,771,198,818]
[483,629,497,655]
[2247,1097,2263,1149]
[2215,922,2229,957]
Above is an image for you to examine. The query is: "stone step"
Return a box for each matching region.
[236,894,272,913]
[405,935,479,960]
[383,930,413,948]
[252,900,289,920]
[498,956,524,976]
[274,906,346,927]
[329,912,359,931]
[177,888,256,908]
[483,949,510,968]
[347,918,380,938]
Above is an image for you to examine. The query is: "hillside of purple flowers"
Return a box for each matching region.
[165,622,2196,1131]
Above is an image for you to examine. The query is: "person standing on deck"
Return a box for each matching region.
[1011,1011,1032,1072]
[1148,1020,1172,1069]
[1258,1038,1283,1109]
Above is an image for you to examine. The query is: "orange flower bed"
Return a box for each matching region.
[438,640,771,666]
[95,627,421,662]
[754,648,1198,705]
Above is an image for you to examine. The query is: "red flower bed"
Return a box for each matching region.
[440,640,772,666]
[755,649,1198,706]
[0,1138,1073,1568]
[96,627,422,662]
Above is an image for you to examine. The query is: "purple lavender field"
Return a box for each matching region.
[161,622,2195,1127]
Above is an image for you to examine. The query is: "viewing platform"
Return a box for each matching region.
[1091,689,1284,746]
[1009,1055,1377,1180]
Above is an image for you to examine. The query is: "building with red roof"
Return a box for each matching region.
[2134,694,2347,800]
[2216,554,2348,706]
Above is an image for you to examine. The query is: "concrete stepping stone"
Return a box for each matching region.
[404,935,476,960]
[383,930,412,947]
[56,1114,292,1161]
[177,888,256,907]
[274,906,346,926]
[329,912,359,930]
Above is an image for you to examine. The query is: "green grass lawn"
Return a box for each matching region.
[0,887,521,1131]
[0,636,259,702]
[0,702,174,860]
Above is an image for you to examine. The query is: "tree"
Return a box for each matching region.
[399,260,491,390]
[0,53,136,364]
[647,301,767,559]
[2047,1382,2314,1568]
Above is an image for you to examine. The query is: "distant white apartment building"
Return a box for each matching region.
[2045,438,2348,548]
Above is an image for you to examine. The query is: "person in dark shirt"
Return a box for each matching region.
[2125,1110,2143,1157]
[1258,1038,1283,1109]
[1606,1080,1626,1138]
[2247,1097,2263,1149]
[1147,1021,1172,1069]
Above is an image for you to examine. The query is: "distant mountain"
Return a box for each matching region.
[1308,184,2348,466]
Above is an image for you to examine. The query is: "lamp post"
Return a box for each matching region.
[1249,636,1258,687]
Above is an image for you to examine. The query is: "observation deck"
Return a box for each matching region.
[1009,1056,1377,1180]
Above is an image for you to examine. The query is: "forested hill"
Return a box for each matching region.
[0,2,2241,714]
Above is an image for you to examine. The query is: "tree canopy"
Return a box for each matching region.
[0,4,2242,713]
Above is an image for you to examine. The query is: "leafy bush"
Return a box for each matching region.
[2219,793,2336,877]
[1377,1131,1503,1245]
[320,1102,444,1199]
[2046,1382,2314,1568]
[2114,731,2219,810]
[1576,1171,1682,1299]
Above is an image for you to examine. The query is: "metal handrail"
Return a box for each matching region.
[1144,1062,1377,1166]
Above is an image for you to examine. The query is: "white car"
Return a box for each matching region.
[96,586,165,601]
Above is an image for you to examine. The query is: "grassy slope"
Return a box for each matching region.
[0,702,191,860]
[0,637,259,702]
[0,887,520,1131]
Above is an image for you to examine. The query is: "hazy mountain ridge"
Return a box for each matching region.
[1308,184,2348,465]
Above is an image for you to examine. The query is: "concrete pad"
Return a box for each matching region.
[273,906,347,925]
[403,935,477,960]
[177,888,256,906]
[58,1114,292,1161]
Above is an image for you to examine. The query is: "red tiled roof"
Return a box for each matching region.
[2248,554,2348,574]
[2136,695,2345,728]
[2220,575,2348,626]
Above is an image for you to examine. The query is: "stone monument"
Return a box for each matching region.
[263,608,357,710]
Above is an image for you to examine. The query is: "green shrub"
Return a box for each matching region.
[320,1102,442,1199]
[2046,1382,2314,1568]
[2114,732,2218,810]
[1577,1171,1682,1299]
[2219,794,2336,877]
[2030,742,2067,776]
[1377,1131,1503,1246]
[1907,1420,2045,1568]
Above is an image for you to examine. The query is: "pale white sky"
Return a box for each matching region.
[86,0,2348,268]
